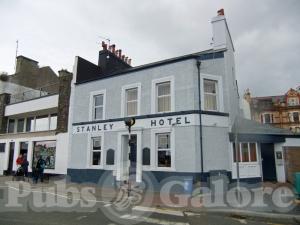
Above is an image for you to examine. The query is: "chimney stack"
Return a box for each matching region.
[100,42,132,66]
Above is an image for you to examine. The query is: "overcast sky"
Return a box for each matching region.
[0,0,299,97]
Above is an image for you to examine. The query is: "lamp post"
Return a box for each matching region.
[124,117,136,196]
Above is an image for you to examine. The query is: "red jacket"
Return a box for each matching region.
[16,157,23,166]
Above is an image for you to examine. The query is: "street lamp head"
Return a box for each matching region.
[124,117,136,133]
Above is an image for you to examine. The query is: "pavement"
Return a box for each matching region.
[0,175,299,225]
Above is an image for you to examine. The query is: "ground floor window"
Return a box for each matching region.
[233,142,257,162]
[156,133,171,167]
[32,141,56,169]
[91,137,102,166]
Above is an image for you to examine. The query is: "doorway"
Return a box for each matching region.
[117,132,142,183]
[261,143,277,181]
[6,142,15,175]
[19,142,28,158]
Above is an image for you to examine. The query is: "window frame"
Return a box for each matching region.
[121,83,141,117]
[151,77,175,114]
[87,133,104,169]
[89,90,106,121]
[232,142,258,163]
[262,113,273,124]
[287,97,299,106]
[289,111,299,123]
[203,79,218,111]
[150,128,175,171]
[201,73,224,112]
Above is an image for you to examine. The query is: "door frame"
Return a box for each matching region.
[116,130,142,183]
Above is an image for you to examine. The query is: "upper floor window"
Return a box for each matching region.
[125,88,138,116]
[287,97,299,106]
[204,79,218,111]
[157,82,171,113]
[289,112,299,123]
[93,94,104,120]
[7,114,57,133]
[7,119,15,133]
[262,113,273,124]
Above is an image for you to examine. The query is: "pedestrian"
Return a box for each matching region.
[35,156,46,183]
[21,154,29,179]
[16,154,23,166]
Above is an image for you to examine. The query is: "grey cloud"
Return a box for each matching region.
[0,0,299,97]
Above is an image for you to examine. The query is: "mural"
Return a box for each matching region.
[32,141,56,169]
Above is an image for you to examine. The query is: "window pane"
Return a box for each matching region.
[250,143,257,162]
[35,115,49,131]
[26,117,34,132]
[158,150,171,167]
[0,143,5,153]
[233,143,240,162]
[264,114,271,123]
[157,82,170,96]
[127,101,137,116]
[204,79,216,94]
[126,88,137,101]
[8,119,15,133]
[241,143,249,162]
[94,107,103,120]
[93,137,101,150]
[92,152,101,165]
[157,96,171,112]
[50,114,57,130]
[94,95,103,107]
[204,94,217,111]
[157,133,170,149]
[293,112,299,122]
[17,119,24,133]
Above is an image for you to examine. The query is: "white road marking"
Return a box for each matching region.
[133,206,184,217]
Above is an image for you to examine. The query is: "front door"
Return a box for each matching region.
[6,142,15,175]
[261,143,277,181]
[129,135,137,177]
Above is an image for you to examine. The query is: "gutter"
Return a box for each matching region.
[196,60,204,176]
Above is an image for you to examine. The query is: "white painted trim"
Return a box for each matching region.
[150,128,175,171]
[121,83,141,117]
[151,76,175,114]
[89,89,106,121]
[86,132,104,169]
[200,73,224,112]
[261,112,273,124]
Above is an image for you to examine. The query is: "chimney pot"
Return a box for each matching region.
[217,8,224,16]
[121,55,125,60]
[101,41,107,50]
[111,44,116,53]
[118,50,122,58]
[128,59,132,65]
[125,56,128,63]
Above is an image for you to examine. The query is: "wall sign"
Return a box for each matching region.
[73,114,197,134]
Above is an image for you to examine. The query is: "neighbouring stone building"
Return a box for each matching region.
[244,87,300,133]
[243,87,300,183]
[0,55,72,176]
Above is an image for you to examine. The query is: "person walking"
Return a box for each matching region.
[16,154,23,166]
[21,154,29,180]
[33,156,46,183]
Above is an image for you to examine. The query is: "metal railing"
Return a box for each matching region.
[9,83,59,104]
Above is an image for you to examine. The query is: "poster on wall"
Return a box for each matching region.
[32,141,56,169]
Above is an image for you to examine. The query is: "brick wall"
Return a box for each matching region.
[56,70,72,133]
